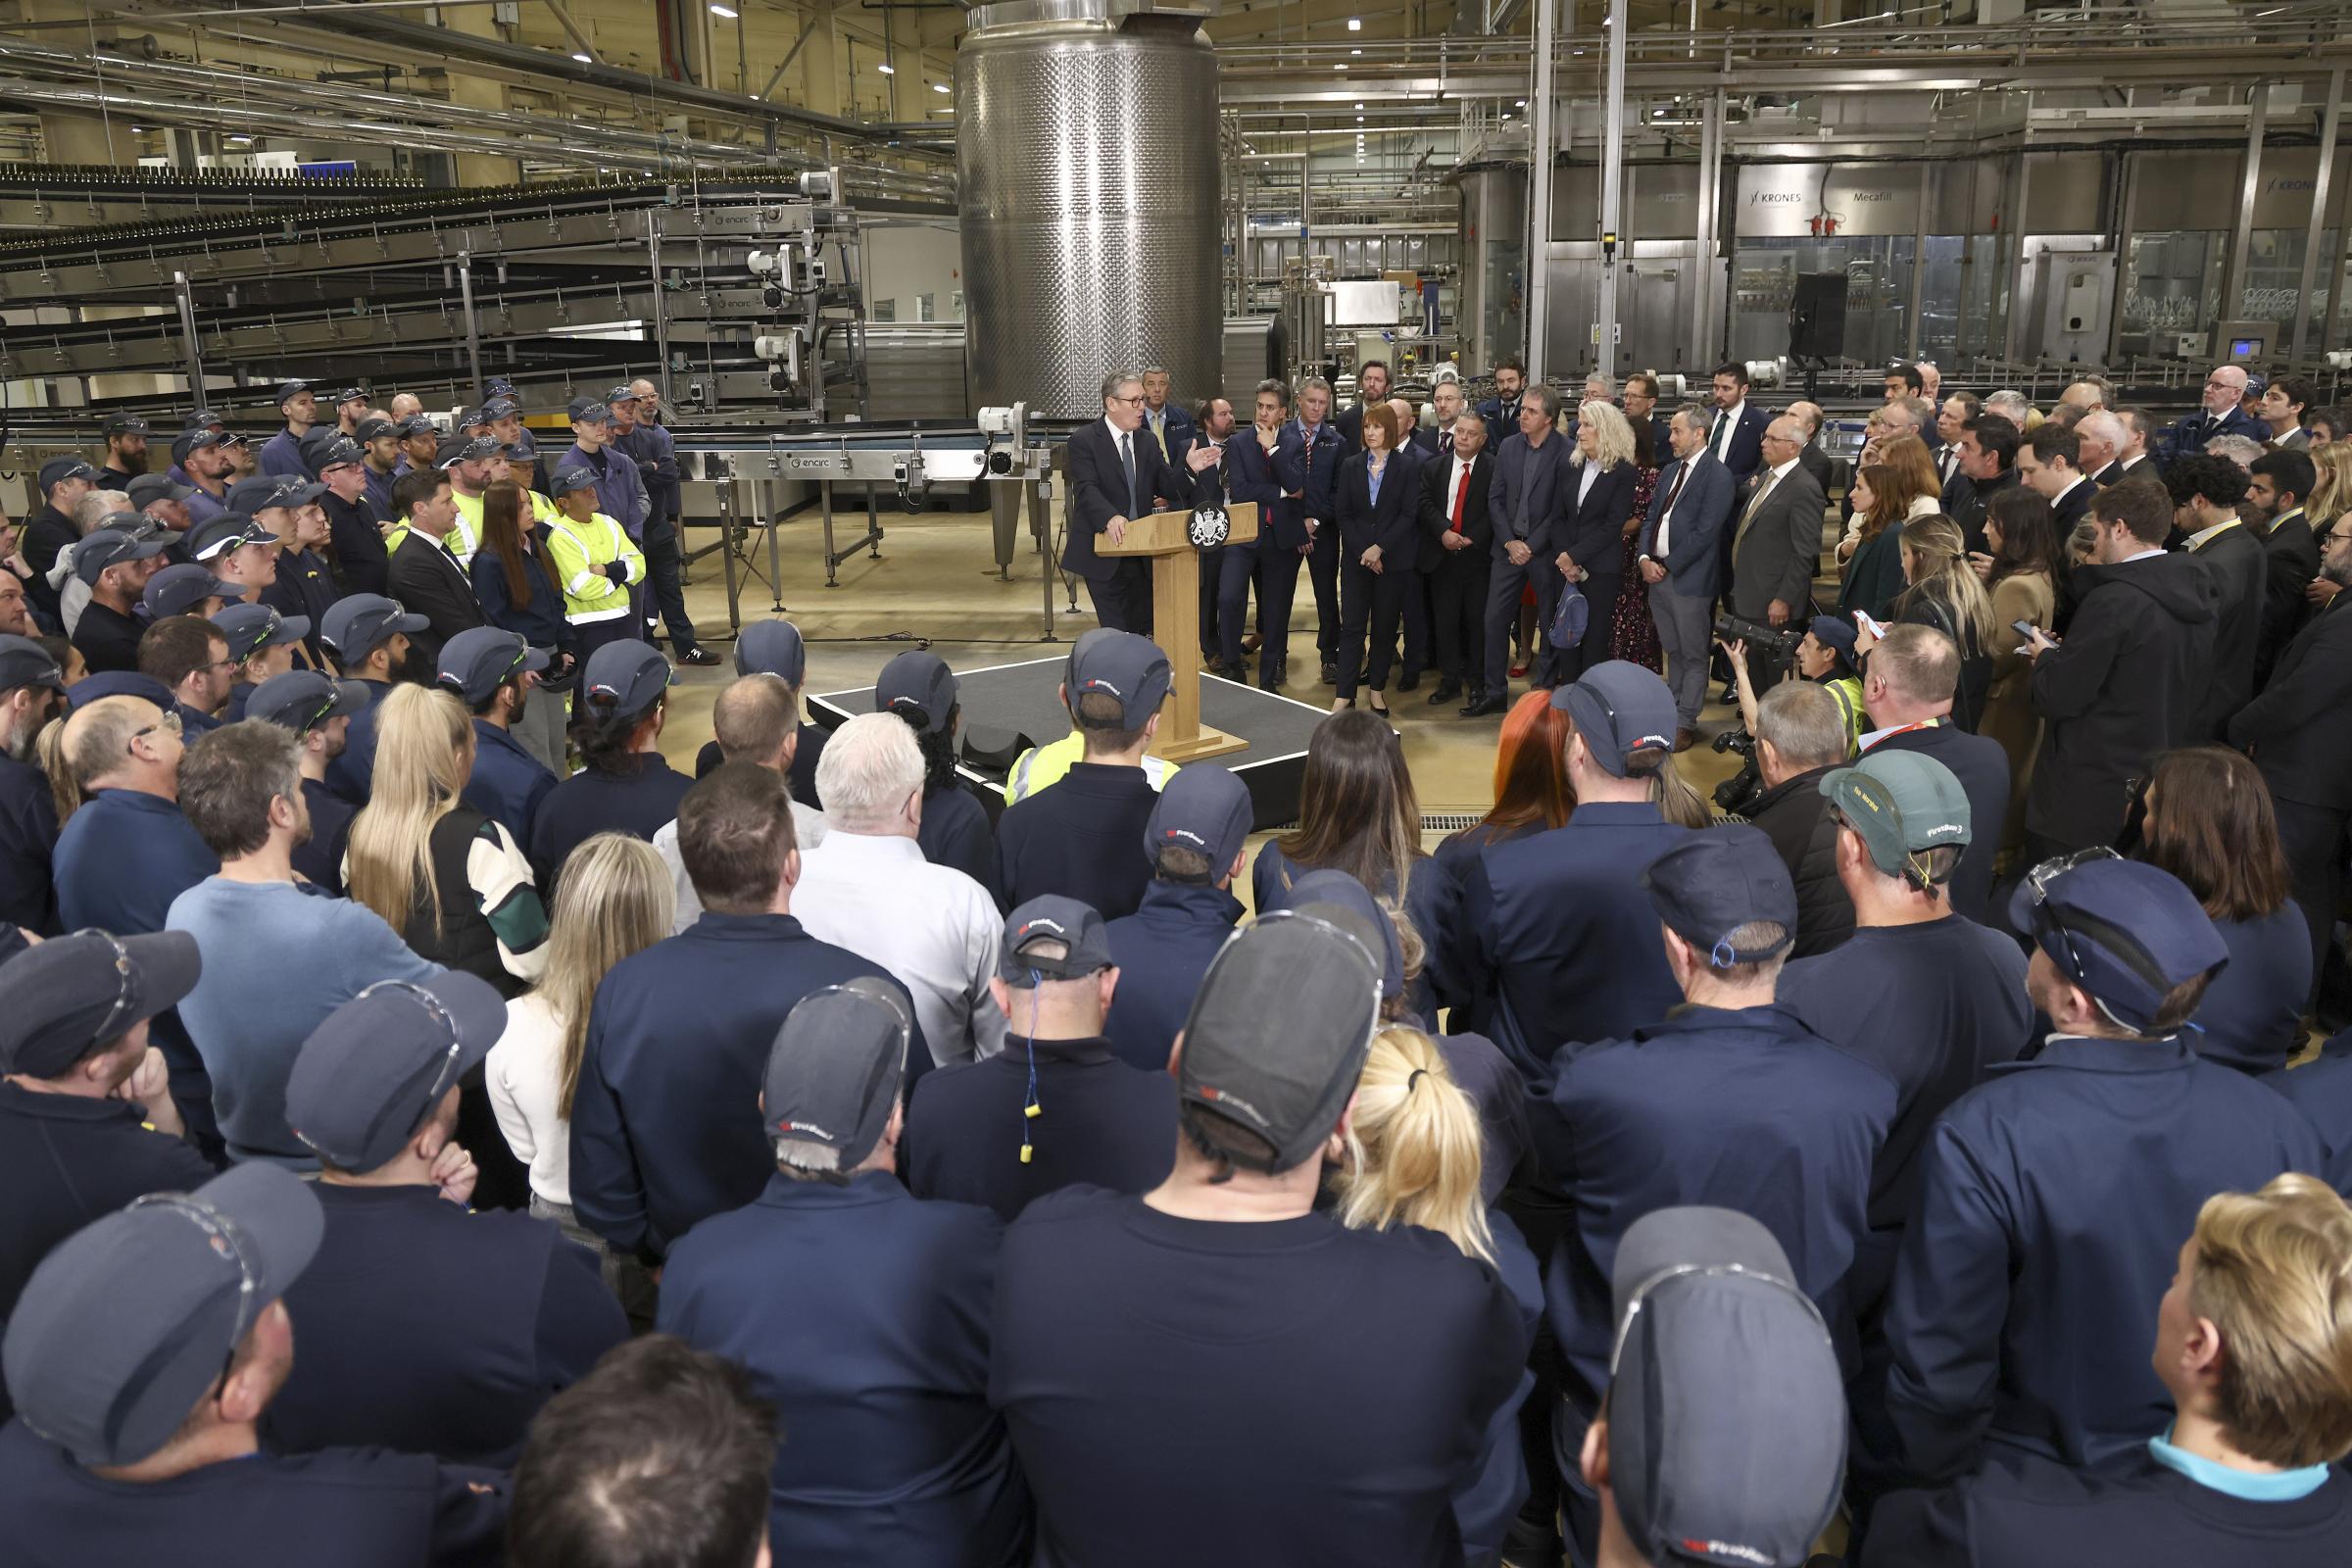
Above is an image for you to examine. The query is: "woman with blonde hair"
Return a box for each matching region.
[486,831,674,1249]
[347,683,549,996]
[1884,514,1999,731]
[1553,400,1639,683]
[2305,440,2352,532]
[1334,1023,1540,1568]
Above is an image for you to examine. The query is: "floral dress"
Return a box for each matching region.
[1609,463,1662,670]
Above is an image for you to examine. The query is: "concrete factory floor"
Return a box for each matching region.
[653,506,1752,893]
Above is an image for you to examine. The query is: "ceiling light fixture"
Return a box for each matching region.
[876,62,895,74]
[1348,15,1362,27]
[933,80,950,92]
[571,51,591,61]
[709,3,736,16]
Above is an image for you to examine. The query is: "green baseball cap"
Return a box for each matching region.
[1818,749,1972,889]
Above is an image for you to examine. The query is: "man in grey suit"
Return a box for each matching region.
[1468,384,1573,715]
[1637,408,1737,749]
[1728,416,1828,686]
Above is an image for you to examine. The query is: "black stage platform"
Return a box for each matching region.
[810,655,1327,830]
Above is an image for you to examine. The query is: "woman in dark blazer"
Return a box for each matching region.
[1550,399,1639,685]
[1334,402,1419,714]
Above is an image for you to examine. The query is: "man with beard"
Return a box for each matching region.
[96,415,150,491]
[174,430,239,527]
[1478,357,1526,453]
[2230,507,2352,998]
[247,667,370,896]
[318,592,431,806]
[0,635,66,931]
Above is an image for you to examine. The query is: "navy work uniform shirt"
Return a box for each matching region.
[1452,802,1692,1081]
[1884,1034,2328,1485]
[463,717,557,850]
[918,781,1000,904]
[1533,1001,1897,1405]
[0,749,60,933]
[0,1420,507,1568]
[325,677,400,805]
[53,788,220,1144]
[905,1034,1177,1223]
[995,761,1160,919]
[0,1084,215,1423]
[1867,1447,2352,1568]
[1102,880,1244,1073]
[568,910,928,1262]
[991,1186,1531,1568]
[659,1170,1030,1568]
[265,1184,627,1468]
[2265,1037,2352,1192]
[260,548,338,666]
[527,755,692,887]
[296,776,355,895]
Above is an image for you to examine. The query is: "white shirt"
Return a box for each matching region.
[1651,452,1706,557]
[485,993,573,1207]
[1442,454,1476,530]
[655,802,827,936]
[1575,458,1601,509]
[2122,546,2169,563]
[790,831,1008,1066]
[1712,401,1747,464]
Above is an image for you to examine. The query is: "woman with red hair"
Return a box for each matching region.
[1434,690,1575,883]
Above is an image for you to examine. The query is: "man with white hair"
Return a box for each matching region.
[2204,433,2265,472]
[1984,390,2033,426]
[794,712,1007,1066]
[2162,365,2264,463]
[2077,410,2126,487]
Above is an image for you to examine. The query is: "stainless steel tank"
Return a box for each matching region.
[1454,162,1528,372]
[957,0,1222,421]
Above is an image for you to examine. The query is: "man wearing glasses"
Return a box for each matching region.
[1881,855,2325,1489]
[2229,506,2352,992]
[1063,369,1218,636]
[2160,363,2265,464]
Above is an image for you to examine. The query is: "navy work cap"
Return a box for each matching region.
[1001,896,1112,986]
[74,528,169,586]
[1177,909,1383,1175]
[3,1162,322,1468]
[567,398,612,424]
[67,670,173,711]
[1607,1207,1846,1568]
[0,928,201,1079]
[225,475,303,514]
[183,514,275,563]
[273,378,312,407]
[246,668,368,735]
[1553,660,1678,779]
[314,437,366,472]
[1642,826,1797,967]
[437,437,498,467]
[125,472,195,509]
[581,639,671,721]
[602,384,638,407]
[141,564,234,621]
[330,386,368,407]
[394,415,440,439]
[320,593,428,663]
[763,976,912,1174]
[0,634,68,696]
[1268,868,1403,1000]
[102,414,150,437]
[211,602,308,662]
[483,376,516,397]
[354,417,399,444]
[456,408,489,431]
[734,619,807,686]
[875,650,956,734]
[547,466,600,501]
[437,626,549,706]
[2008,854,2228,1035]
[480,398,519,420]
[182,407,224,430]
[38,457,98,492]
[1144,762,1251,879]
[1066,627,1172,730]
[1806,614,1859,662]
[286,972,509,1172]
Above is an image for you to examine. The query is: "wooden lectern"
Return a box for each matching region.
[1098,501,1259,762]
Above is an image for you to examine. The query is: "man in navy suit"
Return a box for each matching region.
[1334,360,1391,456]
[1140,367,1196,466]
[1209,381,1306,690]
[1422,410,1494,708]
[1704,363,1771,483]
[1290,377,1347,685]
[1477,357,1526,452]
[1065,369,1219,635]
[1638,407,1737,748]
[1189,396,1237,667]
[1469,384,1573,715]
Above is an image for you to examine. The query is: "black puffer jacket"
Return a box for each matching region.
[1739,761,1853,957]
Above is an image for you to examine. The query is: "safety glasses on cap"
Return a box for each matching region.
[2020,845,2121,983]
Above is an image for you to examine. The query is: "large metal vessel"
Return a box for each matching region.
[1453,161,1528,373]
[956,0,1222,421]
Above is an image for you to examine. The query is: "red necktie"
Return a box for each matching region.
[1449,465,1470,533]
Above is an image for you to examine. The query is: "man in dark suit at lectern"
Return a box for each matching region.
[1065,369,1215,636]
